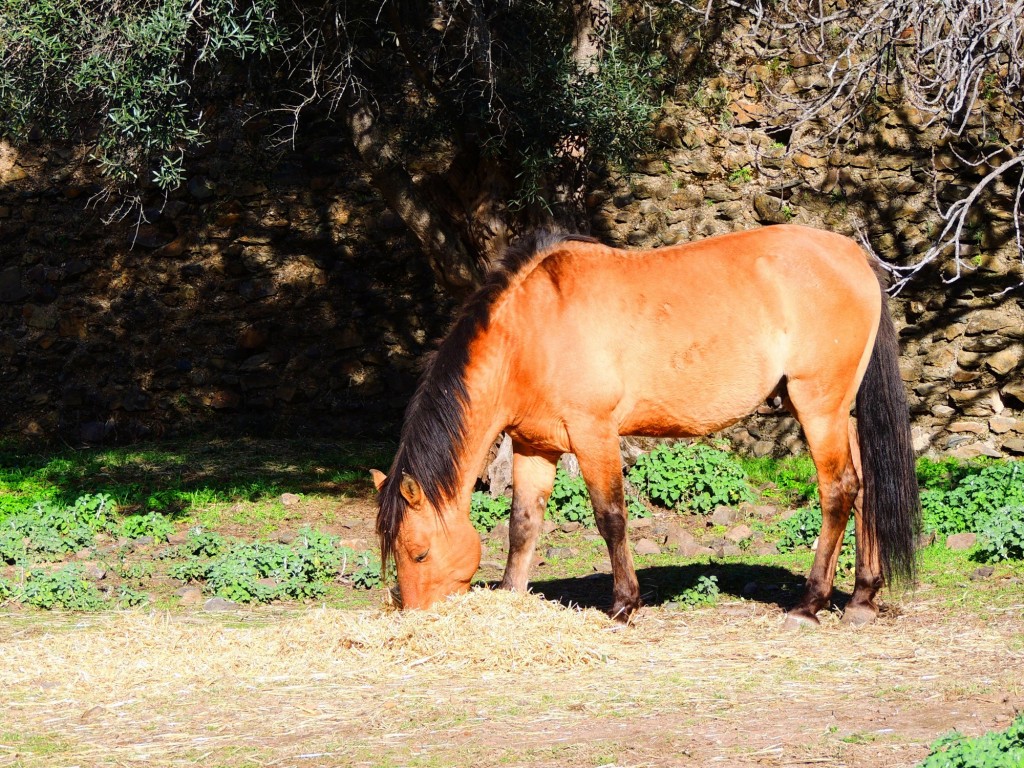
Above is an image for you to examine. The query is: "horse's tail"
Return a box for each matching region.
[855,283,922,586]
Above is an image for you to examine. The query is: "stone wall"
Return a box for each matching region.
[0,129,455,442]
[1,40,1022,456]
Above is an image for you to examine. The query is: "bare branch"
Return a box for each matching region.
[684,0,1024,290]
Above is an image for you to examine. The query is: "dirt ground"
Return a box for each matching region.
[3,582,1023,768]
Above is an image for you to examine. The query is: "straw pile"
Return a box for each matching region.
[2,589,1022,768]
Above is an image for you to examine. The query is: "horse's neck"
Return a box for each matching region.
[451,339,510,508]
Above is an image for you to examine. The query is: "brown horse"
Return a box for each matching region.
[373,225,921,627]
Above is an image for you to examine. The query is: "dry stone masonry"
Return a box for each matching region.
[1,31,1022,455]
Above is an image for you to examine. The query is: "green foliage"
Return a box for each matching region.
[169,527,371,603]
[917,713,1024,768]
[917,457,973,492]
[120,511,175,542]
[976,505,1024,563]
[728,166,753,183]
[0,0,281,191]
[547,468,595,526]
[922,461,1024,536]
[628,443,752,514]
[19,565,105,610]
[0,493,114,564]
[178,528,227,558]
[469,492,512,533]
[741,455,818,506]
[674,575,720,609]
[774,505,824,551]
[116,585,150,608]
[349,550,384,590]
[771,504,856,574]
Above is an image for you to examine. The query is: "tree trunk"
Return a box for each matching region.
[344,92,482,293]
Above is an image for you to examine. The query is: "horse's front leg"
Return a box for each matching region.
[498,443,558,593]
[569,426,641,621]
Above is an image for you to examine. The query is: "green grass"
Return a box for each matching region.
[0,438,394,522]
[0,731,73,757]
[739,455,818,505]
[1,442,1023,618]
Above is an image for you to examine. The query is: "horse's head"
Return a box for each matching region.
[371,469,481,610]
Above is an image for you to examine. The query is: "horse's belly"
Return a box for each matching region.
[617,369,778,438]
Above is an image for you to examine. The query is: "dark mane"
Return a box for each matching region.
[376,231,599,568]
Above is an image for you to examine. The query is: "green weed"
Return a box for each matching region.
[547,468,595,526]
[673,575,720,609]
[470,492,512,533]
[120,510,176,542]
[976,505,1024,563]
[628,443,751,514]
[922,461,1024,537]
[728,166,754,183]
[917,713,1024,767]
[19,565,105,610]
[741,455,818,505]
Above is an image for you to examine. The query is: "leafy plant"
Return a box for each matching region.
[741,455,818,505]
[628,443,752,514]
[771,504,856,574]
[20,565,105,611]
[470,492,512,533]
[179,528,226,558]
[168,527,357,603]
[917,713,1024,768]
[547,469,594,526]
[349,550,384,590]
[922,461,1024,536]
[0,0,281,193]
[67,493,116,531]
[120,511,175,542]
[0,494,114,564]
[728,166,753,183]
[675,575,720,609]
[116,585,150,608]
[916,456,972,493]
[975,505,1024,563]
[116,559,154,582]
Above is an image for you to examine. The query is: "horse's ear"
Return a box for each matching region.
[369,469,387,492]
[399,472,425,506]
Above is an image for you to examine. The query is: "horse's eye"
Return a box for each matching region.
[413,549,429,563]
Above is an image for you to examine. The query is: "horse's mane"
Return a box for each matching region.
[376,231,599,568]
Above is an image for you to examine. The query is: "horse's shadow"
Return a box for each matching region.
[523,563,856,614]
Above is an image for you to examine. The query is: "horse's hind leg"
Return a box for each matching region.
[785,413,860,629]
[498,443,558,593]
[569,425,641,621]
[842,422,884,626]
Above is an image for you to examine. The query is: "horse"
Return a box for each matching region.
[372,224,921,627]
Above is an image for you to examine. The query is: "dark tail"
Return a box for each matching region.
[856,288,922,586]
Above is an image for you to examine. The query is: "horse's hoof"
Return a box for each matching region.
[840,604,878,626]
[608,601,640,623]
[782,610,821,630]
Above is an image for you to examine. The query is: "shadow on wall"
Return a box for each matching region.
[0,121,457,444]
